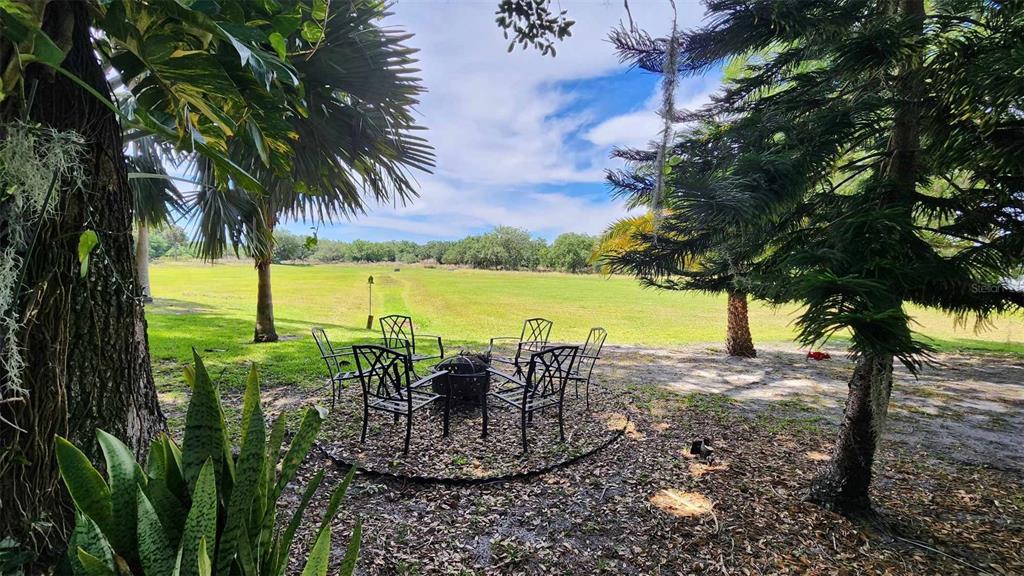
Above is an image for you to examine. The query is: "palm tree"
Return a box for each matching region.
[127,142,184,302]
[187,2,433,343]
[672,0,1024,515]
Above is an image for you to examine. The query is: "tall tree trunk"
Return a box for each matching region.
[254,256,278,343]
[808,0,923,515]
[807,353,893,514]
[725,289,756,358]
[0,2,164,560]
[136,221,152,302]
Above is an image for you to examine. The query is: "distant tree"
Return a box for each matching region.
[272,230,314,263]
[313,239,351,263]
[422,240,453,263]
[545,233,596,273]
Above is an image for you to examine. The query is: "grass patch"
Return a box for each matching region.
[146,262,1024,395]
[680,393,736,416]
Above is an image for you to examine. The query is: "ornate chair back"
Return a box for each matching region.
[380,314,416,355]
[575,327,608,380]
[352,344,412,404]
[519,317,553,354]
[522,345,578,405]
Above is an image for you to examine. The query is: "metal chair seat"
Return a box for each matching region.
[490,388,560,411]
[368,389,440,414]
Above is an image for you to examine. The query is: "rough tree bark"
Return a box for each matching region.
[254,256,278,343]
[0,1,165,559]
[253,213,278,342]
[725,289,756,358]
[808,0,923,514]
[807,353,893,513]
[136,222,152,302]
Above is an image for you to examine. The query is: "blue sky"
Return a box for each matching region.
[278,1,722,243]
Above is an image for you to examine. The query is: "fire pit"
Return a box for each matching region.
[432,353,490,406]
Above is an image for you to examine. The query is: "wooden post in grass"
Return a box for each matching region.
[366,275,374,329]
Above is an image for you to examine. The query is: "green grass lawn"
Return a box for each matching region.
[147,261,1024,396]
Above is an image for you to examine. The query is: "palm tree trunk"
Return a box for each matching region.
[253,255,278,342]
[807,353,893,514]
[136,222,152,302]
[725,289,756,358]
[0,1,164,560]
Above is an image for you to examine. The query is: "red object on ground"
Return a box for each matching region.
[807,351,831,361]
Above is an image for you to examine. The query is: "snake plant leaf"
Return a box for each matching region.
[299,524,331,576]
[67,511,115,576]
[338,519,362,576]
[216,366,266,574]
[272,406,323,501]
[318,465,356,534]
[196,537,212,576]
[96,429,146,557]
[272,468,323,576]
[143,476,186,545]
[181,350,227,491]
[76,548,117,576]
[55,436,113,533]
[137,489,176,576]
[180,460,217,576]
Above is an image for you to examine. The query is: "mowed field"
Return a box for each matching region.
[147,261,1024,394]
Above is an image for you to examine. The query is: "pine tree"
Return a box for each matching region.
[670,0,1024,514]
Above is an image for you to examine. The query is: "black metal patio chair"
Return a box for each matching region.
[352,344,449,453]
[487,317,553,377]
[488,345,578,452]
[379,314,445,363]
[311,327,363,409]
[568,327,608,410]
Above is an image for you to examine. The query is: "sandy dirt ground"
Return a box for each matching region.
[601,344,1024,473]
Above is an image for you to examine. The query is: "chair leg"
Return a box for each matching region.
[404,412,412,454]
[521,408,528,453]
[480,389,489,438]
[585,379,591,411]
[360,404,369,443]
[443,395,451,438]
[558,401,565,442]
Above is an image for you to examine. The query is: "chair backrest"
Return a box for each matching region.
[519,317,553,353]
[312,327,344,375]
[522,345,578,404]
[575,327,608,379]
[380,314,416,354]
[352,344,412,403]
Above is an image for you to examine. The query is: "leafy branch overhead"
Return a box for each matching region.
[495,0,574,56]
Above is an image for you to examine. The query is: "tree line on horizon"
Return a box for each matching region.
[146,224,601,274]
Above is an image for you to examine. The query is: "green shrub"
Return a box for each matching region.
[55,352,359,576]
[272,231,314,263]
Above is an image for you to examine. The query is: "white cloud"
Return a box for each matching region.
[585,87,718,149]
[332,1,719,240]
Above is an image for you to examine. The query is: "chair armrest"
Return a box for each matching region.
[381,338,412,355]
[410,370,448,390]
[486,367,526,387]
[417,334,445,358]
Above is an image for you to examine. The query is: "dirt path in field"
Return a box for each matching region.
[600,344,1024,473]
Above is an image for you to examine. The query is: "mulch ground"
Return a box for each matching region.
[277,374,1024,575]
